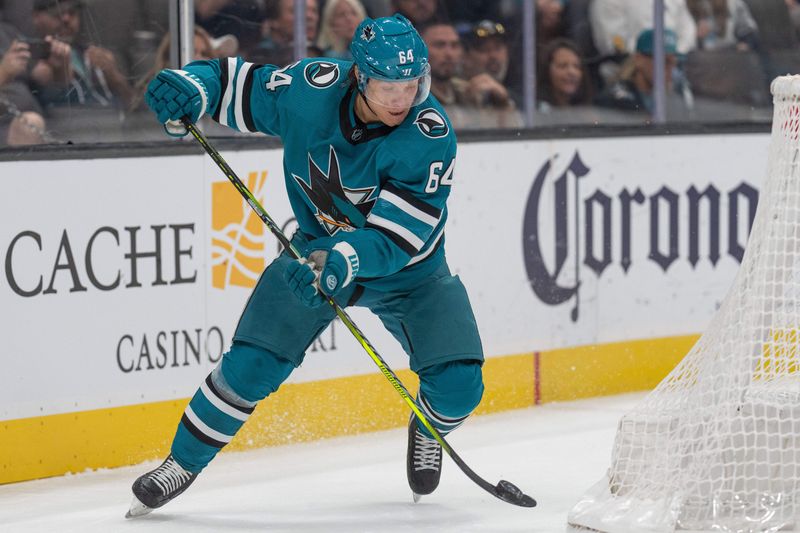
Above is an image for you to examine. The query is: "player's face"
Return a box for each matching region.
[364,78,419,125]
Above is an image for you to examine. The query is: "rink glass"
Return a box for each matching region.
[0,0,795,148]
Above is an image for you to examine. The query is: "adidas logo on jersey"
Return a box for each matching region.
[414,109,448,139]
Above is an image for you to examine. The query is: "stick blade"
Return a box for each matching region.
[495,480,537,508]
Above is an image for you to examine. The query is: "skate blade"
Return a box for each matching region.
[125,496,153,519]
[412,492,422,503]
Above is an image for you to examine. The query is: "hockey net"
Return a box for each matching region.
[568,75,800,533]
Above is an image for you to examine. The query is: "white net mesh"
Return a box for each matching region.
[568,76,800,533]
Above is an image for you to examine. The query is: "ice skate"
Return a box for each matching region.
[125,454,197,518]
[407,416,442,502]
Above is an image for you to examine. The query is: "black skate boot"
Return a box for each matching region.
[125,454,198,518]
[406,416,442,502]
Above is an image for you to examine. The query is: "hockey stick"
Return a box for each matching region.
[183,118,536,508]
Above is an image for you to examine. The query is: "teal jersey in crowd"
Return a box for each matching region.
[184,56,456,292]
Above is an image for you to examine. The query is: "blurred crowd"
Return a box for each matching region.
[1,0,799,147]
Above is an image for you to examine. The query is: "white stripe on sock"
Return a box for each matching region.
[185,405,233,443]
[200,380,251,422]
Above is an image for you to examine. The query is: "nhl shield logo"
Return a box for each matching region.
[304,61,340,89]
[414,108,449,139]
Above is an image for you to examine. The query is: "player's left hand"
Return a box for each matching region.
[284,258,325,307]
[284,240,360,307]
[145,69,208,137]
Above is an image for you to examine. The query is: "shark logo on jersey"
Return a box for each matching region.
[414,109,449,139]
[361,25,375,42]
[293,146,376,235]
[304,61,340,89]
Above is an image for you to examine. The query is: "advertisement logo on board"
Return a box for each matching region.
[522,151,760,322]
[210,171,269,290]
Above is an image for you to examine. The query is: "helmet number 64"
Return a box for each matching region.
[398,50,414,64]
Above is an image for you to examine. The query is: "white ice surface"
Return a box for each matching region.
[0,393,643,533]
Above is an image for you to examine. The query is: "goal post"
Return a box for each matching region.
[568,75,800,533]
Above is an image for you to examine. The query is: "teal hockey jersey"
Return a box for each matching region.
[184,57,456,291]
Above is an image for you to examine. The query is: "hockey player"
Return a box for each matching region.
[127,14,484,518]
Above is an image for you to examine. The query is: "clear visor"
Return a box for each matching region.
[362,64,431,110]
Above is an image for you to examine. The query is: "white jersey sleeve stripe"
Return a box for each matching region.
[218,57,237,127]
[367,214,425,252]
[233,61,255,132]
[407,225,445,266]
[379,189,440,228]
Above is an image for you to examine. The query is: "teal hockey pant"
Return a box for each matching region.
[171,342,483,473]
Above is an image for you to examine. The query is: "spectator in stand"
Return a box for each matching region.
[685,0,759,51]
[590,0,697,57]
[30,0,133,109]
[316,0,366,60]
[250,0,320,66]
[537,38,593,110]
[196,0,266,56]
[0,23,46,145]
[503,0,570,108]
[595,28,693,115]
[129,27,237,113]
[537,0,567,46]
[391,0,448,26]
[463,20,510,84]
[421,21,522,129]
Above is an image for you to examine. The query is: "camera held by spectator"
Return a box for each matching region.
[30,0,133,109]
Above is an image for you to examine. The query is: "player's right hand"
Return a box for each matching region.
[145,69,208,136]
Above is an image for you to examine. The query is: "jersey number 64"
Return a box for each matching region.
[425,158,455,193]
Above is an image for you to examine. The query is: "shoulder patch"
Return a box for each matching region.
[414,108,449,139]
[304,61,340,89]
